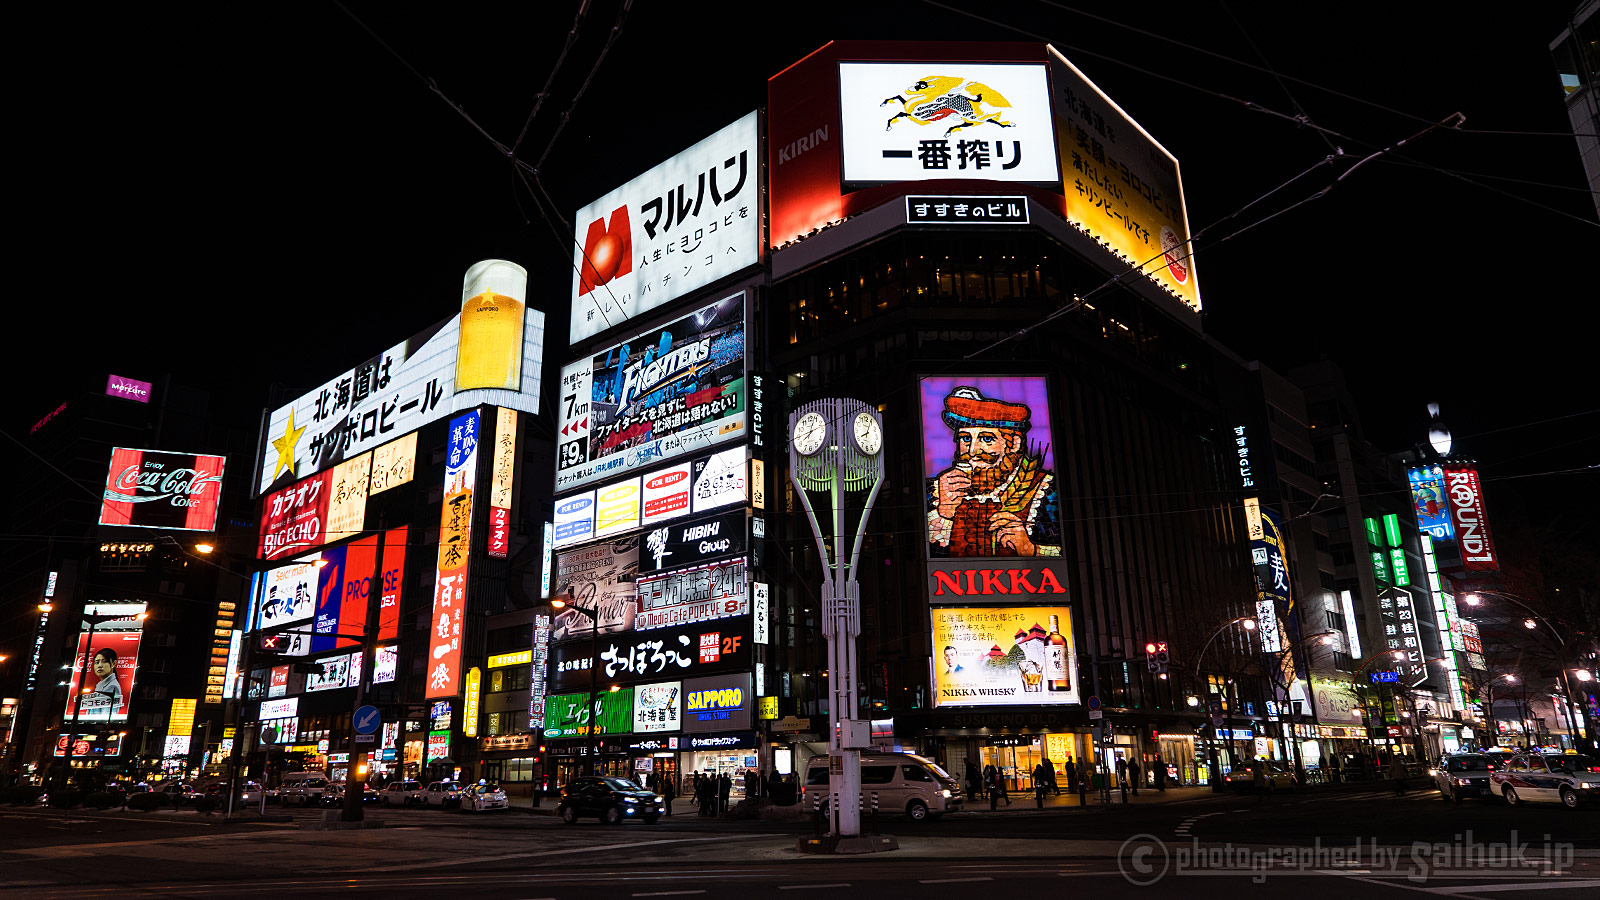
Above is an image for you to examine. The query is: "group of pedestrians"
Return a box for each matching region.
[689,771,732,816]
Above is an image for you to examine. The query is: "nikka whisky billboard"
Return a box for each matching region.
[931,606,1078,707]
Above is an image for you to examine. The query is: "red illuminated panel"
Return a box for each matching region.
[258,471,332,560]
[1441,465,1498,571]
[338,534,379,649]
[99,448,226,532]
[377,526,408,643]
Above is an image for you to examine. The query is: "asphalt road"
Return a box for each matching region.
[3,788,1598,899]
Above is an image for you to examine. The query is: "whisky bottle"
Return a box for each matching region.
[1046,614,1071,692]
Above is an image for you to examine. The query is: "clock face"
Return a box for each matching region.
[853,411,882,455]
[792,411,827,456]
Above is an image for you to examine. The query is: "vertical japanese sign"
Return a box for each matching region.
[1046,47,1199,311]
[753,581,769,645]
[489,408,517,559]
[206,598,237,705]
[1232,426,1256,488]
[463,668,481,738]
[529,612,550,731]
[370,432,417,495]
[326,452,372,543]
[100,448,226,531]
[1441,465,1497,571]
[1250,507,1292,668]
[426,410,479,699]
[570,111,759,344]
[375,526,408,642]
[1377,587,1424,680]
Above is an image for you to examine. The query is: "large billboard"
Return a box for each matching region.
[1441,465,1498,571]
[99,448,225,532]
[570,112,760,344]
[640,508,747,576]
[930,606,1078,707]
[920,376,1069,601]
[259,471,331,561]
[425,411,479,699]
[634,556,747,632]
[556,293,746,492]
[681,672,753,733]
[257,261,545,495]
[542,689,635,738]
[311,535,379,652]
[64,603,147,722]
[376,525,409,643]
[1047,47,1199,311]
[1407,464,1455,542]
[548,615,752,692]
[552,537,640,641]
[838,62,1060,185]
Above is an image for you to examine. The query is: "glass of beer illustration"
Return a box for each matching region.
[455,259,529,391]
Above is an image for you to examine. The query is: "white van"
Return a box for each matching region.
[802,752,963,821]
[278,771,332,807]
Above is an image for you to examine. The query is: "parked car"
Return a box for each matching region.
[1491,753,1600,808]
[802,752,963,821]
[1434,753,1496,803]
[1221,760,1297,792]
[460,782,509,813]
[323,781,380,806]
[151,780,195,806]
[201,780,264,806]
[558,776,663,825]
[421,780,464,809]
[278,771,332,807]
[381,780,425,807]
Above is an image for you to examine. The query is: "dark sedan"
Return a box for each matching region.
[557,776,663,825]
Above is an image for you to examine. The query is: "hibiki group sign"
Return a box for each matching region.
[556,294,746,492]
[426,411,479,699]
[100,448,225,532]
[570,112,759,343]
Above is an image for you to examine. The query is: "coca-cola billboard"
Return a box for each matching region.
[1442,465,1498,571]
[99,447,226,532]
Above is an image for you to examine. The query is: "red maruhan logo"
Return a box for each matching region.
[578,205,632,296]
[883,76,1016,135]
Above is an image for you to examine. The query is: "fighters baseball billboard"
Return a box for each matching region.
[556,293,746,492]
[100,448,225,532]
[570,111,760,344]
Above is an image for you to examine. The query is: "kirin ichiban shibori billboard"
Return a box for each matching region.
[570,111,760,344]
[556,293,745,492]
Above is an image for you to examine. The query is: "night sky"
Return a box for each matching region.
[12,2,1596,537]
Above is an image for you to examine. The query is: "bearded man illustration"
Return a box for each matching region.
[928,386,1061,557]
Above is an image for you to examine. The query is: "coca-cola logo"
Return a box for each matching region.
[105,465,223,507]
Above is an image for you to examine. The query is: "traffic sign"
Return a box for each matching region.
[354,733,376,744]
[1087,695,1101,711]
[354,705,381,735]
[1088,709,1103,720]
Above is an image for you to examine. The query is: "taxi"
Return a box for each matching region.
[1489,752,1600,808]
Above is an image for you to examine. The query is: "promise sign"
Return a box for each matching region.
[1441,465,1497,571]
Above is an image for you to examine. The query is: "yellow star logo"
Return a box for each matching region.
[270,409,306,482]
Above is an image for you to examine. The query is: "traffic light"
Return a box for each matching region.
[259,633,284,653]
[1145,641,1169,674]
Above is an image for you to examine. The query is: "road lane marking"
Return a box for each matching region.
[919,877,992,883]
[1416,880,1600,895]
[779,885,850,890]
[632,892,705,897]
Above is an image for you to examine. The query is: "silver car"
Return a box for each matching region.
[1433,753,1495,802]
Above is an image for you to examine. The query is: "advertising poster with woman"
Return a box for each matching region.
[63,606,145,722]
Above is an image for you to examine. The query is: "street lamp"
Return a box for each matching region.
[1191,616,1258,790]
[1461,590,1592,752]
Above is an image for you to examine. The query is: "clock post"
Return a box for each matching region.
[789,398,896,854]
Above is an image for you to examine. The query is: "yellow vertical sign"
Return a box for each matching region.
[168,698,197,738]
[750,459,766,510]
[463,667,482,737]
